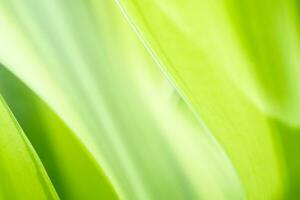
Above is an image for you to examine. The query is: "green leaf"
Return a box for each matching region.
[0,0,245,199]
[115,0,300,199]
[0,0,299,199]
[0,95,58,200]
[0,66,119,200]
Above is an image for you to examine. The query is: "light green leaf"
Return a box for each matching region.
[0,66,119,200]
[0,95,58,200]
[0,0,245,199]
[115,0,300,199]
[0,0,299,199]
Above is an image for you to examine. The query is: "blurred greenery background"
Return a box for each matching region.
[0,0,299,199]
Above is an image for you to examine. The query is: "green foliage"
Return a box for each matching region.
[0,95,58,200]
[0,0,299,199]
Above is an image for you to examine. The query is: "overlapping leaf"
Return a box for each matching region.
[0,0,246,199]
[0,95,58,200]
[116,0,300,199]
[0,67,118,200]
[0,0,299,199]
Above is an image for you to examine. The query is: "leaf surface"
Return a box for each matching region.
[0,66,119,200]
[0,95,58,200]
[0,0,245,199]
[115,0,300,199]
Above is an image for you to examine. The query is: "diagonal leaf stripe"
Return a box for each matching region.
[0,0,299,199]
[0,0,245,199]
[0,95,58,199]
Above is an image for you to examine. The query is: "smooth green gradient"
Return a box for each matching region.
[0,0,299,199]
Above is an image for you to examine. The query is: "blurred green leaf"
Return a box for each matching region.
[115,0,300,199]
[0,0,299,199]
[0,66,119,200]
[0,95,58,200]
[0,0,245,199]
